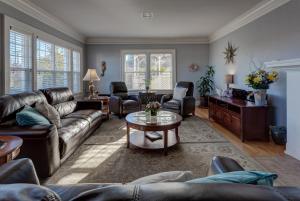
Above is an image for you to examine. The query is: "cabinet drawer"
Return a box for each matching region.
[231,115,241,135]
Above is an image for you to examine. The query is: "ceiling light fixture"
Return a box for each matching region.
[142,11,154,20]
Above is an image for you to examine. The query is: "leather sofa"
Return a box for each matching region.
[109,82,141,117]
[0,158,299,201]
[0,88,102,178]
[161,81,196,117]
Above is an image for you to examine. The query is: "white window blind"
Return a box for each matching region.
[72,51,81,93]
[9,29,32,94]
[36,39,71,90]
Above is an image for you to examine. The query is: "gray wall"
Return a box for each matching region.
[209,0,300,126]
[86,44,209,97]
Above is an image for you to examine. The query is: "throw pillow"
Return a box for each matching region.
[128,171,193,184]
[173,87,188,101]
[35,102,62,128]
[186,171,278,186]
[16,106,50,126]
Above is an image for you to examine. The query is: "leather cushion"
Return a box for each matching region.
[163,99,181,110]
[0,92,46,123]
[64,110,102,124]
[110,82,128,94]
[40,88,74,105]
[123,100,139,107]
[58,118,90,158]
[0,184,61,201]
[54,101,77,118]
[0,159,40,185]
[210,156,245,174]
[47,184,118,201]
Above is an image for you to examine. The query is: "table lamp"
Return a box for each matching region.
[225,74,234,89]
[83,69,100,99]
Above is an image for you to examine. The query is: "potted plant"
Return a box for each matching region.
[245,69,278,106]
[196,65,215,108]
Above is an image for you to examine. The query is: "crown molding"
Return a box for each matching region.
[209,0,290,43]
[265,58,300,69]
[86,37,209,45]
[1,0,85,43]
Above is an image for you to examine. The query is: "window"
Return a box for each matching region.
[124,54,146,90]
[37,39,72,90]
[122,50,175,91]
[72,51,81,93]
[9,30,32,94]
[150,53,173,90]
[5,17,83,94]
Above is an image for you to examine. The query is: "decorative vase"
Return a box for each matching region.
[150,110,157,116]
[254,89,267,106]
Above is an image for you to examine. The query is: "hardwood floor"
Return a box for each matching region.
[195,107,300,186]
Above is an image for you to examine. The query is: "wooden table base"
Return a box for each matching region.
[127,130,179,155]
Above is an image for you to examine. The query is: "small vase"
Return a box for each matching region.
[150,110,157,116]
[254,89,267,106]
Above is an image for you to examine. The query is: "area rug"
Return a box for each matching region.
[45,116,263,185]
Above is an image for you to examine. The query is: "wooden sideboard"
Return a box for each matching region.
[208,95,269,142]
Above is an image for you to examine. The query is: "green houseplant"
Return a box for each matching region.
[197,65,215,107]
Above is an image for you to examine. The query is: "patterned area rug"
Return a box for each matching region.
[45,116,263,185]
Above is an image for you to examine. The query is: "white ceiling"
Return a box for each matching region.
[28,0,262,38]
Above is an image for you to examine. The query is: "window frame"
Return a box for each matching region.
[121,49,176,93]
[4,16,83,94]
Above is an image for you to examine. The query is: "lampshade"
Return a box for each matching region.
[83,69,100,81]
[225,74,234,84]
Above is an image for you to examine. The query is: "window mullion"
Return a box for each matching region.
[32,35,37,90]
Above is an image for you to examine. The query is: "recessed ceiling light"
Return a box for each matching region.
[142,11,154,20]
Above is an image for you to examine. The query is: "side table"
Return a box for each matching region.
[0,136,23,165]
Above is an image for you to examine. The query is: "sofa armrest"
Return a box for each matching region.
[128,94,141,105]
[0,158,39,185]
[181,96,196,116]
[161,94,173,104]
[109,95,121,114]
[76,100,102,110]
[0,125,60,178]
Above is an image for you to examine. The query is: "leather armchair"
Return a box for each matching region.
[161,81,196,117]
[109,82,141,118]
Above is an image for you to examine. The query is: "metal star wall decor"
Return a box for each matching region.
[223,42,238,64]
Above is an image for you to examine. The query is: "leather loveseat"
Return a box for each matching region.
[0,158,299,201]
[0,88,102,178]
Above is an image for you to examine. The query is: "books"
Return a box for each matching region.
[146,132,162,141]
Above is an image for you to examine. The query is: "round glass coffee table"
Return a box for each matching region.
[125,111,182,155]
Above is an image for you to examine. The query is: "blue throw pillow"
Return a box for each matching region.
[186,171,278,186]
[16,106,50,126]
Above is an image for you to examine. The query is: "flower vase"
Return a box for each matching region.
[254,89,267,106]
[149,110,157,123]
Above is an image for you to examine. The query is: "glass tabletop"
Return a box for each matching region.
[126,111,182,126]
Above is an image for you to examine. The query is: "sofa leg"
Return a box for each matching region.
[192,111,195,116]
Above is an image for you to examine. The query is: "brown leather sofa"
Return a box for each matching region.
[0,88,102,178]
[0,158,299,201]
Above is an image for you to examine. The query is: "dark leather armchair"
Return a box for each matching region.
[109,82,141,117]
[161,81,195,117]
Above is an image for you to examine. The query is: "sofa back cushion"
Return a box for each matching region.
[0,91,46,124]
[39,88,76,117]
